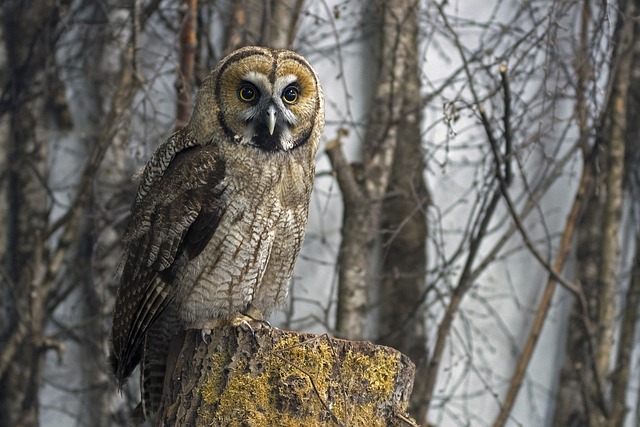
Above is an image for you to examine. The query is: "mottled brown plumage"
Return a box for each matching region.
[109,46,324,422]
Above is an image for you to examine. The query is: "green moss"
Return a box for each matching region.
[216,364,271,426]
[193,334,402,426]
[343,349,399,400]
[201,352,228,405]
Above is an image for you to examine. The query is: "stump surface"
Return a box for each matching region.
[156,327,417,426]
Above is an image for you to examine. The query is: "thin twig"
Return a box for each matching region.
[499,66,513,185]
[490,12,596,420]
[424,183,502,409]
[491,166,589,427]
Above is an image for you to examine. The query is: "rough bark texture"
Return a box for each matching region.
[330,150,375,340]
[550,1,598,425]
[67,6,117,426]
[0,2,150,424]
[330,0,420,341]
[608,235,640,427]
[175,0,197,130]
[594,0,630,393]
[607,6,640,425]
[378,3,429,422]
[551,182,601,427]
[0,2,65,425]
[156,327,417,427]
[552,2,636,426]
[224,0,302,51]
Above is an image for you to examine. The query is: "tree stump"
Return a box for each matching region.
[156,327,417,426]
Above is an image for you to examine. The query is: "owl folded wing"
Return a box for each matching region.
[110,144,227,383]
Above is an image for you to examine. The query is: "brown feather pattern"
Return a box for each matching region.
[109,46,324,422]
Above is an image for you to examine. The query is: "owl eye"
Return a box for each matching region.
[282,85,299,105]
[238,84,258,102]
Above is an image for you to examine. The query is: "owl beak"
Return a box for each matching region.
[266,105,277,136]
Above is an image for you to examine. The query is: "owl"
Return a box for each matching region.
[109,46,324,422]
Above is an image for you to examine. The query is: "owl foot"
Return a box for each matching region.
[242,315,272,330]
[241,305,273,329]
[190,318,227,344]
[232,317,256,339]
[230,312,272,342]
[201,328,213,344]
[231,314,258,333]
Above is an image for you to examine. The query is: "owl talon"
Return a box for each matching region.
[240,306,272,329]
[255,319,272,329]
[201,328,213,343]
[248,318,272,330]
[231,317,255,336]
[240,320,256,339]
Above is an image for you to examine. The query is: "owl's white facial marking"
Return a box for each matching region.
[237,72,300,152]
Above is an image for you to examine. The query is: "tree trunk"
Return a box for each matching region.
[223,0,302,51]
[607,235,640,427]
[176,0,197,131]
[76,221,112,427]
[607,5,640,425]
[156,327,417,427]
[330,0,420,341]
[378,2,429,422]
[0,2,66,425]
[552,1,636,425]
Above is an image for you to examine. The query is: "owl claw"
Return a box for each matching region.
[240,306,272,329]
[240,319,256,339]
[231,317,255,337]
[256,319,272,329]
[201,328,213,343]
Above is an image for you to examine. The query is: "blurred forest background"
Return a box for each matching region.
[0,0,639,426]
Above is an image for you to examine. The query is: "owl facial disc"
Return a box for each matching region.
[212,47,323,154]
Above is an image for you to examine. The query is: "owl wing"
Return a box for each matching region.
[110,144,227,383]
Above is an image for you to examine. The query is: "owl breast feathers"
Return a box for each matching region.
[109,46,324,422]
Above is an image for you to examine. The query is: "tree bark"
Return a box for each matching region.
[594,0,631,396]
[156,327,417,427]
[608,236,640,427]
[607,5,640,425]
[0,2,68,425]
[551,2,635,426]
[330,0,419,341]
[378,2,429,422]
[175,0,197,131]
[223,0,302,52]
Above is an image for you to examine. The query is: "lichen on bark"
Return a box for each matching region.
[157,327,417,427]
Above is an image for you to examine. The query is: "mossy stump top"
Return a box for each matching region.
[156,326,417,426]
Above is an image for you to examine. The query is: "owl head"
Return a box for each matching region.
[189,46,324,153]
